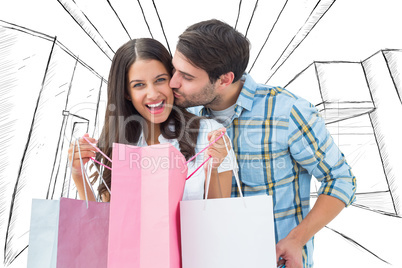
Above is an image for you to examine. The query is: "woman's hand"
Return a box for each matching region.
[68,133,97,176]
[205,128,231,170]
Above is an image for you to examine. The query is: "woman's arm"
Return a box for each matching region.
[68,133,97,201]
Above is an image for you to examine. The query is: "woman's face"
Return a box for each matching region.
[126,59,174,125]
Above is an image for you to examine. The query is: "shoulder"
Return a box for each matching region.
[258,85,299,103]
[289,96,319,118]
[243,73,298,100]
[244,75,301,110]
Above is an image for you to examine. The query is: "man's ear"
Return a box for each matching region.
[217,72,235,88]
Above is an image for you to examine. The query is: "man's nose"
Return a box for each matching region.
[169,72,180,89]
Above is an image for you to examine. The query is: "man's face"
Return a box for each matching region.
[170,51,219,108]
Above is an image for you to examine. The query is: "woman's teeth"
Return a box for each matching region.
[147,101,164,108]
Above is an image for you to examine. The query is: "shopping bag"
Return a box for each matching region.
[28,198,110,268]
[56,198,110,268]
[55,139,110,268]
[180,141,277,268]
[107,142,188,268]
[27,138,111,268]
[180,195,276,268]
[27,199,60,268]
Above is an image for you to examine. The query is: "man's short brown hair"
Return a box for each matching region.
[177,19,250,84]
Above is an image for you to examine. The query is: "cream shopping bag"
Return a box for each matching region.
[180,139,277,268]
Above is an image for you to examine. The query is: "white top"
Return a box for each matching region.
[137,119,236,200]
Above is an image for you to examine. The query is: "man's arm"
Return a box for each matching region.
[276,195,345,268]
[277,98,356,268]
[204,128,233,198]
[206,169,232,198]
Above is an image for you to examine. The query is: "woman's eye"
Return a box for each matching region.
[156,78,166,83]
[133,83,144,88]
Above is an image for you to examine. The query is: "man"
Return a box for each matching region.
[170,19,356,268]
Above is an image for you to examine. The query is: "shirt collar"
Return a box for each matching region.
[237,73,257,111]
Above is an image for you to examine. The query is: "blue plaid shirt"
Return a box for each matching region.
[189,73,356,268]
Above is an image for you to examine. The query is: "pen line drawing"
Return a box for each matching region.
[0,0,401,267]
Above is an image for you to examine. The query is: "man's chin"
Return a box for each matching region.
[174,99,187,108]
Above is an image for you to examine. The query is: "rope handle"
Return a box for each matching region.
[81,131,226,182]
[185,131,225,180]
[204,133,243,200]
[68,137,111,207]
[81,136,112,172]
[83,136,113,164]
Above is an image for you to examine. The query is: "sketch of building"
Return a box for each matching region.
[0,21,107,266]
[285,51,402,266]
[0,0,401,267]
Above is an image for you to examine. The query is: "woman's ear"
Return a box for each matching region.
[125,93,132,101]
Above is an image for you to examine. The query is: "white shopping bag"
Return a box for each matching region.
[27,199,59,268]
[180,139,276,268]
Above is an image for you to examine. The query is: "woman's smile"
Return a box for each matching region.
[126,59,174,124]
[146,100,166,114]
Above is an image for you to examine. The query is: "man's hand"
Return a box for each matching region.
[276,234,303,268]
[276,194,346,268]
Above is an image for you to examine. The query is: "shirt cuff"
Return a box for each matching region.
[317,177,357,207]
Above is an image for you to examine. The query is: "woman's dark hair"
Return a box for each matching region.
[177,19,250,84]
[91,38,201,199]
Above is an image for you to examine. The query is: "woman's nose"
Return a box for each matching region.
[147,85,160,99]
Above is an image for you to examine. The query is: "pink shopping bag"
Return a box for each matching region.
[107,142,188,268]
[27,138,111,268]
[55,139,111,268]
[56,198,110,268]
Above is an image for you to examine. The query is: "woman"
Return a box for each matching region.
[68,38,234,202]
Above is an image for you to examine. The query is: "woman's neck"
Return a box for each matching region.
[144,121,161,145]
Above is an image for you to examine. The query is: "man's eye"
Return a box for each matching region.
[182,75,192,81]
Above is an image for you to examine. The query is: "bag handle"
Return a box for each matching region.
[204,134,244,200]
[67,139,93,201]
[67,139,77,198]
[185,132,225,180]
[67,137,111,207]
[83,132,224,181]
[83,133,226,182]
[83,136,112,170]
[78,139,112,202]
[81,136,112,200]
